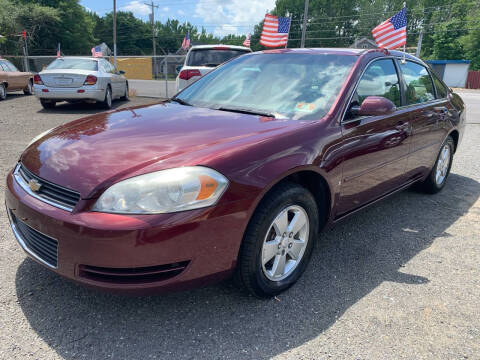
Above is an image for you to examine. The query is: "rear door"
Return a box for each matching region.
[337,58,411,216]
[398,60,450,177]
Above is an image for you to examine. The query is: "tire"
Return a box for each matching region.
[235,182,319,298]
[99,86,112,109]
[120,82,129,101]
[40,99,56,109]
[420,136,454,194]
[0,83,6,100]
[23,80,33,95]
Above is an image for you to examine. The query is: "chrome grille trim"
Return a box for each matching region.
[13,163,81,212]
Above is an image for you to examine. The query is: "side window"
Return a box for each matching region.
[401,61,435,104]
[0,63,6,71]
[432,73,448,99]
[4,61,19,72]
[355,59,401,107]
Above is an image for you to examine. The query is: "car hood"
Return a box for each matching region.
[21,102,301,198]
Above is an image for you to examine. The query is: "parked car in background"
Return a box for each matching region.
[33,57,129,109]
[0,59,34,100]
[175,44,251,92]
[6,49,464,298]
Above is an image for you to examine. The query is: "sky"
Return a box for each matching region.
[80,0,277,37]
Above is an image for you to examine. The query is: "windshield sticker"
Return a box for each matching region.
[295,102,316,113]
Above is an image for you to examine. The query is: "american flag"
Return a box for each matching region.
[260,14,291,48]
[91,46,102,58]
[372,7,407,50]
[243,33,251,47]
[182,31,190,50]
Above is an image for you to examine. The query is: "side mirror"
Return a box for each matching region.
[118,70,126,75]
[351,96,396,117]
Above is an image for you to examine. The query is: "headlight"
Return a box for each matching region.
[93,167,229,214]
[27,128,54,148]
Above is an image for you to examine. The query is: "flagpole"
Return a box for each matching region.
[403,2,406,63]
[285,15,292,49]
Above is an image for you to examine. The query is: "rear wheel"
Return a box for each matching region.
[420,136,454,194]
[23,80,33,95]
[40,99,56,109]
[100,86,112,109]
[0,83,6,100]
[235,182,319,298]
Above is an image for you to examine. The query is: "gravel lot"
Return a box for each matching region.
[0,91,479,360]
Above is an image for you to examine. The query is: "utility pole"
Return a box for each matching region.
[300,0,309,48]
[113,0,117,66]
[145,1,159,78]
[415,30,423,57]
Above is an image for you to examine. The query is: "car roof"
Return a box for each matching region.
[257,47,424,62]
[55,57,100,61]
[189,44,251,51]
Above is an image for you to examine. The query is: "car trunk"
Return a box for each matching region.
[40,70,92,88]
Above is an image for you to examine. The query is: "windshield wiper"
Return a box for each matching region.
[170,97,192,106]
[214,106,276,118]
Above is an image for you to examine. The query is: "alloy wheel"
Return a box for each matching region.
[435,143,451,186]
[261,205,309,281]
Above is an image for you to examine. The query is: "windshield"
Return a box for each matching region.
[47,58,98,71]
[177,53,357,120]
[187,49,250,67]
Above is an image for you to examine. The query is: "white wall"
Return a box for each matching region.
[443,63,470,87]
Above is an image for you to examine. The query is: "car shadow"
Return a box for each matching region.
[37,100,131,115]
[3,92,31,101]
[15,173,480,359]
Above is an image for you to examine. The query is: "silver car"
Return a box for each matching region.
[34,57,129,109]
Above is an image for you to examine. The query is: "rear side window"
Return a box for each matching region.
[401,61,435,104]
[432,73,448,98]
[356,59,401,107]
[2,60,19,72]
[187,49,250,67]
[0,62,7,71]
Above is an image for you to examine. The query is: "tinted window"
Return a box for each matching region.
[46,58,98,71]
[432,73,448,98]
[187,49,250,67]
[355,59,401,107]
[177,53,356,120]
[401,61,435,104]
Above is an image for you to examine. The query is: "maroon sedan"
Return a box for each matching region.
[5,48,465,297]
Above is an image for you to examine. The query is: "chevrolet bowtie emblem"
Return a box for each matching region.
[28,179,42,192]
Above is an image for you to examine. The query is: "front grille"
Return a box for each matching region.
[10,212,58,268]
[78,261,189,284]
[15,164,81,211]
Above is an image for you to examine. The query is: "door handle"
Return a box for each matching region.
[434,106,448,114]
[395,122,409,131]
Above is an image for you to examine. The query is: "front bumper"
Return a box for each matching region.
[34,85,105,102]
[5,170,253,294]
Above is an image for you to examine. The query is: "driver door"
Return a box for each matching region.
[336,58,412,217]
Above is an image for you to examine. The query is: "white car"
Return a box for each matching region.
[175,45,252,92]
[34,57,129,109]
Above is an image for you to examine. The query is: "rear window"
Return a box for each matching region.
[47,58,98,71]
[1,60,19,72]
[187,49,250,67]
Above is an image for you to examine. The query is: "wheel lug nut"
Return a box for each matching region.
[283,232,287,237]
[289,232,293,238]
[288,243,292,248]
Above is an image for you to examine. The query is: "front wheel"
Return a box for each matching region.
[0,83,6,100]
[235,182,319,298]
[99,86,112,109]
[420,136,454,194]
[120,82,129,101]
